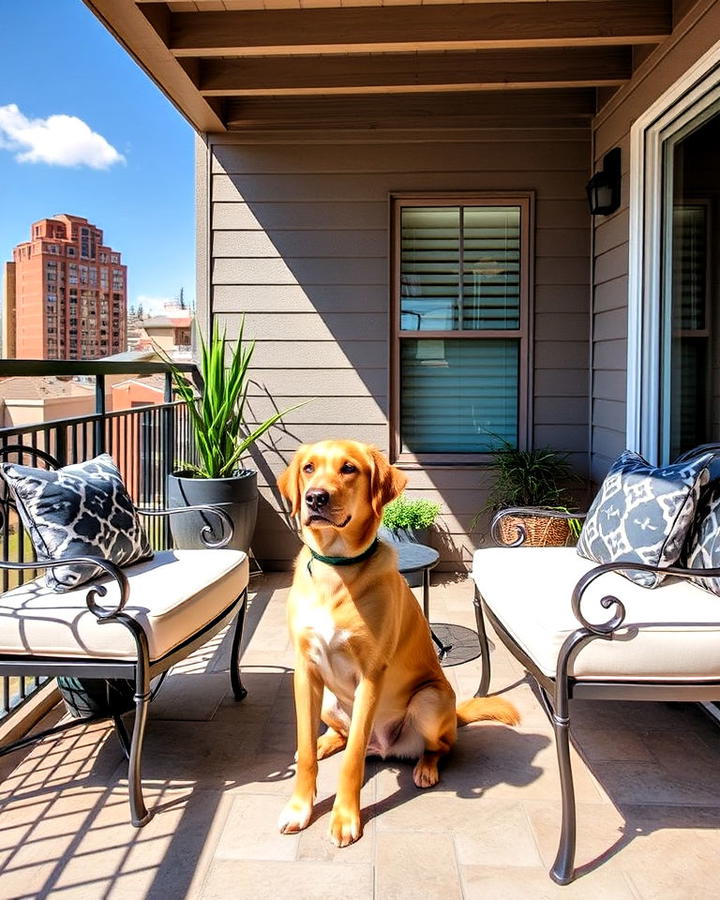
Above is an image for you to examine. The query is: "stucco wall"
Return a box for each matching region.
[201,129,591,570]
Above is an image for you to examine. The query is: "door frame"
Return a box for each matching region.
[627,40,720,462]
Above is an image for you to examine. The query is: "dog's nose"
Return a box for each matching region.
[305,488,330,511]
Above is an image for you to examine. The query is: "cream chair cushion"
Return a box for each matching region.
[473,547,720,682]
[0,549,249,662]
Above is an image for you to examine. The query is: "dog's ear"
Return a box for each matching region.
[277,446,308,517]
[369,447,407,517]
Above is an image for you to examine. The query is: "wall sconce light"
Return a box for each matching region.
[586,147,621,216]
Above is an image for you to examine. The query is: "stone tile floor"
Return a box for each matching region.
[1,572,720,899]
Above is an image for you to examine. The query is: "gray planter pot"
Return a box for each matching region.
[378,525,431,587]
[167,469,258,553]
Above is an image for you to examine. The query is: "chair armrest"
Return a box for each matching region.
[0,557,129,620]
[571,559,720,636]
[135,504,234,548]
[490,507,588,547]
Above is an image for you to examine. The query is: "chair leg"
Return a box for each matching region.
[538,676,578,885]
[473,586,491,697]
[230,589,248,702]
[127,683,152,828]
[114,620,153,828]
[549,708,577,885]
[112,711,131,760]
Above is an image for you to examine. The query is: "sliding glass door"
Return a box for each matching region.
[659,98,720,460]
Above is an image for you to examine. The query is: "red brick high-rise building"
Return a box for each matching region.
[5,215,127,359]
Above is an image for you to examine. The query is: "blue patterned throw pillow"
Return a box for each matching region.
[0,453,153,592]
[576,449,713,587]
[684,481,720,595]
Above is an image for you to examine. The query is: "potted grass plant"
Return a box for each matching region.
[379,493,441,586]
[477,440,582,547]
[165,318,304,552]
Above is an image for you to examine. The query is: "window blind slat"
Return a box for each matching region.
[401,206,521,333]
[400,339,519,453]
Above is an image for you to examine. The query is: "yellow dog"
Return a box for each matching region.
[277,440,519,846]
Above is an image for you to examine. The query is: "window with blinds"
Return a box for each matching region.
[393,196,531,461]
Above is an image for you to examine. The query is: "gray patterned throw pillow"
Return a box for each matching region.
[684,481,720,595]
[0,453,153,592]
[576,449,713,588]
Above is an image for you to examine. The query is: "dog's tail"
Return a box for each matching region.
[456,696,520,728]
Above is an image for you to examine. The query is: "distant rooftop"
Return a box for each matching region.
[0,376,93,401]
[142,315,192,329]
[100,349,158,363]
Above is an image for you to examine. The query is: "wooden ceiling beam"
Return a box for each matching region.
[225,88,596,130]
[167,2,672,57]
[198,46,631,96]
[81,0,226,132]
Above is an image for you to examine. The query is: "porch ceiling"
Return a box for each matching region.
[83,0,675,132]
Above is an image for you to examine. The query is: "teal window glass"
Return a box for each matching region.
[400,339,519,453]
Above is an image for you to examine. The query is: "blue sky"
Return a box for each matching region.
[0,0,196,315]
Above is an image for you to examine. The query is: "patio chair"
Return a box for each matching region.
[0,445,249,827]
[471,443,720,884]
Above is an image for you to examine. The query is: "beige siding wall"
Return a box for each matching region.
[205,131,591,569]
[590,0,720,481]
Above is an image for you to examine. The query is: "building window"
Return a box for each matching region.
[80,227,91,258]
[392,194,531,463]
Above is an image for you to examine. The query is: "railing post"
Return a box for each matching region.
[94,374,106,455]
[55,426,68,467]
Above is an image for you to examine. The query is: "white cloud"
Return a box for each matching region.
[134,295,177,317]
[0,103,124,170]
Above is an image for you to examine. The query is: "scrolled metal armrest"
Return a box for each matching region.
[490,507,588,547]
[571,559,720,637]
[0,556,129,621]
[135,504,234,548]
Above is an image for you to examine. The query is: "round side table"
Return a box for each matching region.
[393,541,439,619]
[393,541,482,668]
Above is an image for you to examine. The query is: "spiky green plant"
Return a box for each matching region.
[484,441,577,511]
[167,319,305,479]
[473,437,583,536]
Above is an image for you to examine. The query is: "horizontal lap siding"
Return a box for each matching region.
[590,1,720,483]
[207,133,590,569]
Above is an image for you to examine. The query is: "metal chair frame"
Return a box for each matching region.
[473,443,720,884]
[0,445,248,827]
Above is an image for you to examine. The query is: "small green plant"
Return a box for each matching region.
[163,318,306,479]
[382,494,441,530]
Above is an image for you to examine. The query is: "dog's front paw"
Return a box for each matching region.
[413,756,440,788]
[328,803,362,847]
[278,797,313,834]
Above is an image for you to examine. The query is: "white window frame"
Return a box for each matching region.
[627,40,720,463]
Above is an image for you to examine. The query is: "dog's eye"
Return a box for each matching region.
[340,462,357,474]
[303,463,315,474]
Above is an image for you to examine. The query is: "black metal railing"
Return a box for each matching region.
[0,359,200,723]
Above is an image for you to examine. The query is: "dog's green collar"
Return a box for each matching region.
[307,538,380,574]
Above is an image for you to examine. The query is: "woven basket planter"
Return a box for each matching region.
[499,514,570,547]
